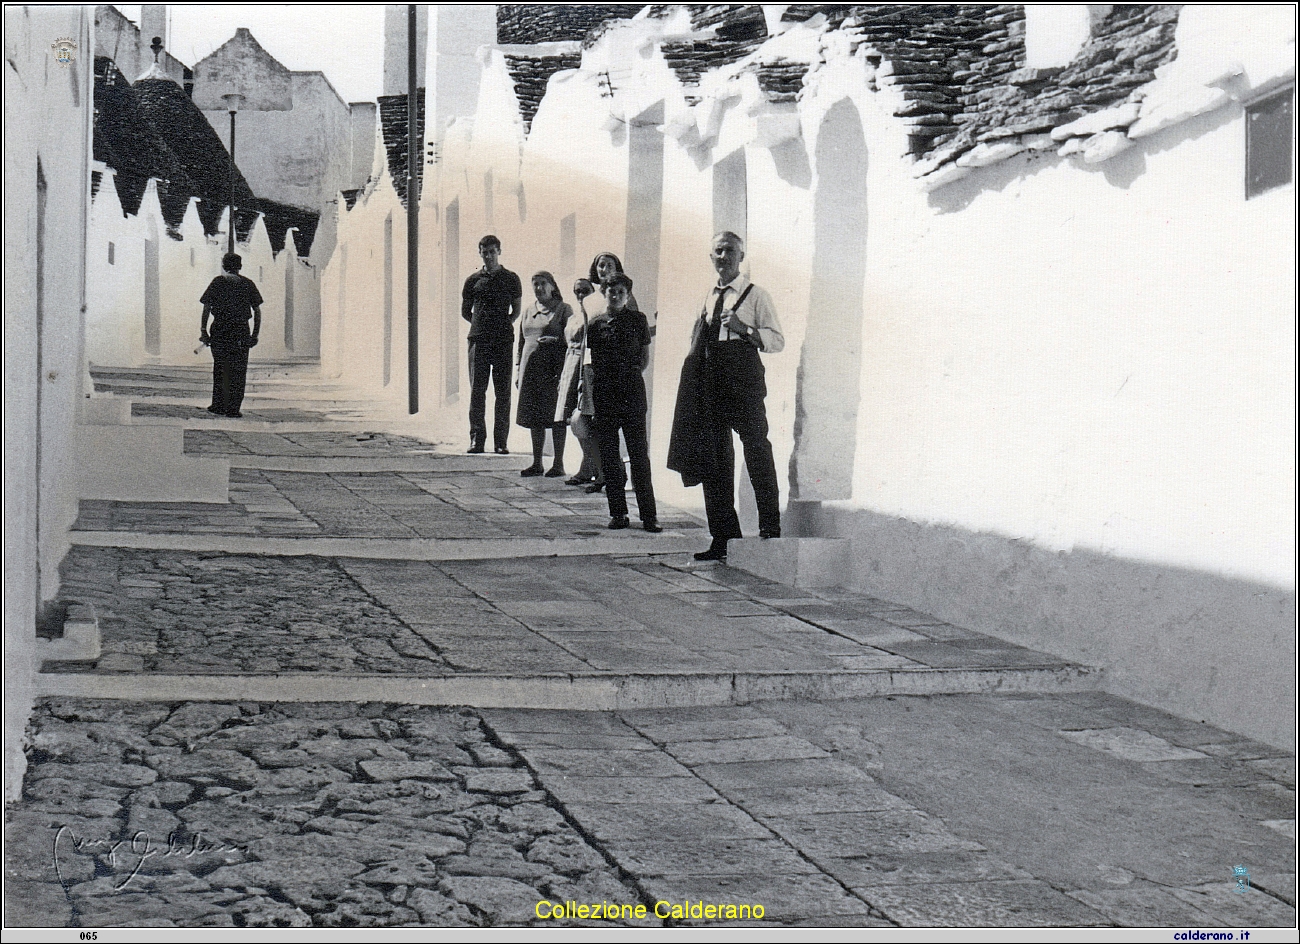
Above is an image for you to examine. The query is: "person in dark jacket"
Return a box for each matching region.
[569,252,649,493]
[667,232,784,561]
[586,273,660,533]
[462,235,522,453]
[199,252,263,418]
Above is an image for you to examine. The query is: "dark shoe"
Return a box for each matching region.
[642,520,663,533]
[760,529,781,539]
[545,467,565,478]
[693,541,728,562]
[520,465,543,477]
[494,446,509,455]
[565,475,589,486]
[206,405,222,414]
[608,516,630,530]
[584,482,605,494]
[467,443,485,454]
[227,411,243,418]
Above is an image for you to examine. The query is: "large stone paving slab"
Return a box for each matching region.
[490,701,1295,928]
[76,468,705,540]
[863,880,1109,927]
[758,694,1298,900]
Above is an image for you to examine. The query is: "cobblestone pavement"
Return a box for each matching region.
[6,700,643,928]
[45,549,451,676]
[6,695,1294,928]
[46,547,1074,678]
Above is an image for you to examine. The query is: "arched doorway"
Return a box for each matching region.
[790,98,867,500]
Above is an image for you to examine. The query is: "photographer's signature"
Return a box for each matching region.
[54,825,246,891]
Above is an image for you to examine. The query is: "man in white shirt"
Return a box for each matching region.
[671,231,784,562]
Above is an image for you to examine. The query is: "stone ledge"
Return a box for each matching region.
[35,665,1102,710]
[36,603,100,662]
[76,425,229,503]
[728,537,852,589]
[68,531,705,561]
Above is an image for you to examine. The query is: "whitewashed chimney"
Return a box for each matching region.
[1024,5,1108,69]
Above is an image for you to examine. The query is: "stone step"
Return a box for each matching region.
[729,537,852,589]
[37,664,1101,710]
[35,603,100,662]
[223,454,532,474]
[69,531,705,560]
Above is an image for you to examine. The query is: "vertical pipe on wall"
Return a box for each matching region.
[406,4,419,413]
[228,109,236,254]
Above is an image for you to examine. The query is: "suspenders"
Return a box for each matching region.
[701,284,755,336]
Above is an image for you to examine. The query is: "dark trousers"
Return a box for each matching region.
[701,341,781,539]
[596,414,656,522]
[209,329,251,415]
[468,337,513,448]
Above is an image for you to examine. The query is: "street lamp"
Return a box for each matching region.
[221,92,245,253]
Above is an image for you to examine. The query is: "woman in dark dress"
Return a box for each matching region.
[515,272,571,477]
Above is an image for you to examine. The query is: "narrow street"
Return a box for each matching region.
[6,363,1295,929]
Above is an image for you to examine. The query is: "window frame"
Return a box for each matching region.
[1244,83,1294,200]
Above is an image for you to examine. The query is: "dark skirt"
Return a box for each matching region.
[516,341,566,428]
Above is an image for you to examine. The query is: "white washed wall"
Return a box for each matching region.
[384,6,1297,745]
[85,178,321,368]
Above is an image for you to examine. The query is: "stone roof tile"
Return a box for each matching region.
[497,5,643,45]
[505,53,582,133]
[377,90,425,208]
[93,56,255,232]
[493,4,1180,170]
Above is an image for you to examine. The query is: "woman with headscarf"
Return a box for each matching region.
[516,271,572,477]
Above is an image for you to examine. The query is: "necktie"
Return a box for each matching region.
[705,288,726,343]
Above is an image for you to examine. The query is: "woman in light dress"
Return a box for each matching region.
[515,272,572,477]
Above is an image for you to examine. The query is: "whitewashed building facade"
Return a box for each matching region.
[321,4,1295,748]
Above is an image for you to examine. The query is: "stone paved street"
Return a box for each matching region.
[7,695,1295,928]
[44,546,1080,681]
[7,366,1295,928]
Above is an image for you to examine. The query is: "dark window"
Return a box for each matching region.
[1246,86,1293,199]
[107,241,115,265]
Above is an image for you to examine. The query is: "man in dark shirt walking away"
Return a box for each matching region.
[462,235,523,453]
[200,252,263,418]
